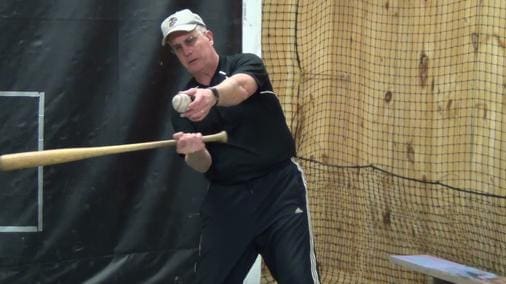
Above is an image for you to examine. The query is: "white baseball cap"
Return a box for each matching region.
[161,9,206,46]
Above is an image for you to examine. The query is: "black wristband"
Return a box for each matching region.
[209,87,220,106]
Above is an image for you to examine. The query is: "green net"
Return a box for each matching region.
[261,0,506,282]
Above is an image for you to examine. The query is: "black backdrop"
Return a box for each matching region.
[0,1,241,283]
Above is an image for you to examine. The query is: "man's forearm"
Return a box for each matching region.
[211,74,257,107]
[184,148,212,173]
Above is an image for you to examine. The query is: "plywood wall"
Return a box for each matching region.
[262,0,505,283]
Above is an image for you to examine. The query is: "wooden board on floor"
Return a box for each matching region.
[390,255,506,284]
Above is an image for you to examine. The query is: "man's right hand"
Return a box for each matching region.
[173,132,212,173]
[173,132,205,155]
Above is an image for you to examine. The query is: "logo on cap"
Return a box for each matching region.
[168,17,177,27]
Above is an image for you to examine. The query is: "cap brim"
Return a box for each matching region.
[161,24,198,46]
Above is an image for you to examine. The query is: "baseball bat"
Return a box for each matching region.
[0,131,227,171]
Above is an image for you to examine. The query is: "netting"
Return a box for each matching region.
[261,0,506,283]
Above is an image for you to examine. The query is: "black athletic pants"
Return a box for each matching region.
[196,159,320,284]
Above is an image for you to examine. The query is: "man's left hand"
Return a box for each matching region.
[181,88,216,121]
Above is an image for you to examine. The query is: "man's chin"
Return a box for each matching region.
[187,64,202,74]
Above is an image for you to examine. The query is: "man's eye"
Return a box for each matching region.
[170,45,182,54]
[185,36,197,45]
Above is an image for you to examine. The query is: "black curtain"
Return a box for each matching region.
[0,1,241,283]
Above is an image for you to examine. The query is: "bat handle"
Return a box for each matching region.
[202,130,228,144]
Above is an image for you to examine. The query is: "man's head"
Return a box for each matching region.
[160,9,219,79]
[160,9,206,46]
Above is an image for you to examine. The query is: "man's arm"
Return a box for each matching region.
[182,73,258,122]
[184,149,212,173]
[173,132,212,173]
[211,73,258,107]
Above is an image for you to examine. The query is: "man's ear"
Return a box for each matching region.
[205,30,214,45]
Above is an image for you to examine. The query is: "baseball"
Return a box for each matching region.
[172,92,191,113]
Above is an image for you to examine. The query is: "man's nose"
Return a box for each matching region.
[182,45,193,56]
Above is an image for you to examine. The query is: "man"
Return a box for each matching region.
[161,9,320,284]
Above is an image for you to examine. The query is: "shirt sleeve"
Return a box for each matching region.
[230,53,271,92]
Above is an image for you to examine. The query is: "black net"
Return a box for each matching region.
[261,1,506,283]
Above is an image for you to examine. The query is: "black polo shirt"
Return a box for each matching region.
[171,53,295,184]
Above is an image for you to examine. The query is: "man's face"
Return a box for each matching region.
[168,29,214,74]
